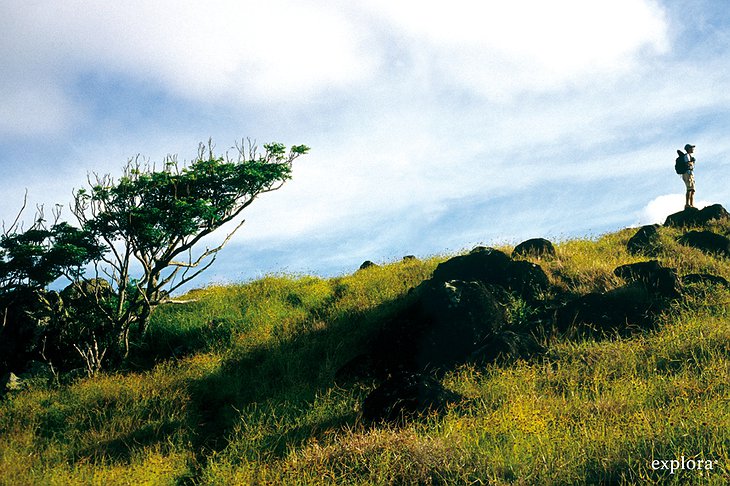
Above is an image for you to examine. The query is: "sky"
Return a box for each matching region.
[2,0,730,288]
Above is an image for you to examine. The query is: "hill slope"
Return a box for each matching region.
[1,210,729,485]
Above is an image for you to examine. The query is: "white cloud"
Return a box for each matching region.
[361,0,669,100]
[0,0,670,138]
[0,1,378,137]
[5,0,730,285]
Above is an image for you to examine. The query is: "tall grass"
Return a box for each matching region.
[1,226,729,485]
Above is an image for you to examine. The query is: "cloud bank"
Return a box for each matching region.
[2,0,730,284]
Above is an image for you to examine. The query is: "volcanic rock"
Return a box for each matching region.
[512,238,556,258]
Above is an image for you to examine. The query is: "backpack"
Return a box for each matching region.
[675,149,688,174]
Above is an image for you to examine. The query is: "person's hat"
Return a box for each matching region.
[685,143,696,150]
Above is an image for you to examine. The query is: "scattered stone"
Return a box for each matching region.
[512,238,556,258]
[432,247,512,285]
[555,283,662,335]
[613,260,682,298]
[359,260,378,270]
[361,371,461,423]
[699,203,730,223]
[505,260,551,301]
[341,247,555,381]
[665,207,700,227]
[416,280,509,369]
[677,230,730,258]
[664,204,730,228]
[367,279,508,374]
[432,248,550,300]
[627,224,661,255]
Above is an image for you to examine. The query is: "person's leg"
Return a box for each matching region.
[682,173,695,208]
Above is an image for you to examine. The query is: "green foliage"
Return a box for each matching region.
[84,152,295,253]
[0,222,102,292]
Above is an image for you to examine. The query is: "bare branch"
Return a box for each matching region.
[167,252,219,295]
[169,218,246,270]
[3,189,29,236]
[159,298,199,305]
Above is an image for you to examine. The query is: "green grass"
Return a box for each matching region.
[1,225,730,485]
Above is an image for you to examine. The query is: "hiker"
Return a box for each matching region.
[679,143,696,209]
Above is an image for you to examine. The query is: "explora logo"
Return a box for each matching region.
[651,457,719,474]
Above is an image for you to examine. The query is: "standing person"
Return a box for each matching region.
[681,143,696,209]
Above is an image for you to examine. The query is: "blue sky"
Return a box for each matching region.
[2,0,730,287]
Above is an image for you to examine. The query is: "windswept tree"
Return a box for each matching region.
[67,140,309,356]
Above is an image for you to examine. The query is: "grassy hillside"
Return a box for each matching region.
[1,221,729,485]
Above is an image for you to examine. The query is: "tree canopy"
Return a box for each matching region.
[0,140,309,374]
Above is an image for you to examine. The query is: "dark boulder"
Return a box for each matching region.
[681,273,730,288]
[699,204,730,223]
[512,238,556,258]
[359,260,378,270]
[432,247,512,286]
[432,248,550,301]
[613,260,682,298]
[665,207,701,227]
[363,279,509,376]
[664,204,730,228]
[627,225,661,255]
[677,230,730,257]
[505,260,551,301]
[402,255,417,261]
[555,283,662,336]
[415,280,509,369]
[361,372,461,423]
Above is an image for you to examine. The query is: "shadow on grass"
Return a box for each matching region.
[74,419,183,463]
[181,293,414,460]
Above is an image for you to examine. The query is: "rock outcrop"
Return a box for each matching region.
[432,248,550,302]
[627,224,661,255]
[358,260,378,270]
[678,230,730,257]
[347,204,730,423]
[613,260,682,298]
[512,238,556,258]
[664,204,730,228]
